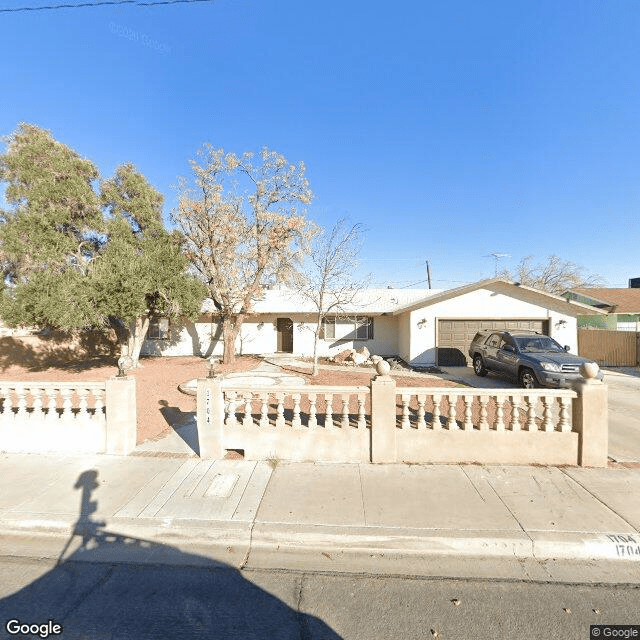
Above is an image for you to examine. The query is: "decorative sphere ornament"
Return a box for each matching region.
[580,362,599,380]
[376,360,391,376]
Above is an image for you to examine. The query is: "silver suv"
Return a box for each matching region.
[468,330,603,389]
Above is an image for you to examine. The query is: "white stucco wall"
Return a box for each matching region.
[141,314,399,358]
[141,317,280,357]
[403,289,579,365]
[294,315,398,358]
[397,313,411,363]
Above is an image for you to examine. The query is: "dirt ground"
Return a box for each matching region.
[0,354,262,444]
[280,362,460,389]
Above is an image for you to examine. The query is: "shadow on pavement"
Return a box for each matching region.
[158,400,200,455]
[0,470,340,639]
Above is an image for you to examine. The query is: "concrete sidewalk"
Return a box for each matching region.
[1,453,639,582]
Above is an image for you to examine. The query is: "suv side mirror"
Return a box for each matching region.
[502,344,515,353]
[564,345,570,352]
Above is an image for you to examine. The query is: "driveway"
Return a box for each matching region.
[437,366,640,463]
[602,368,640,463]
[437,366,515,389]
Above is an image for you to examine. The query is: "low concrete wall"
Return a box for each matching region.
[196,374,608,467]
[0,378,137,455]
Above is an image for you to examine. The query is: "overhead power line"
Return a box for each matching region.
[0,0,215,13]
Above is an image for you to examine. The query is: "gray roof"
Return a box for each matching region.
[200,279,608,318]
[201,288,440,315]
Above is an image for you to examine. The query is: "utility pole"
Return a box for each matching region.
[425,261,432,289]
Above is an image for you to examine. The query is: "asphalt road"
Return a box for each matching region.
[440,366,640,463]
[0,556,638,640]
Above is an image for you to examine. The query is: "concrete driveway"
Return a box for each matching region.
[437,366,516,389]
[436,366,640,463]
[602,368,640,463]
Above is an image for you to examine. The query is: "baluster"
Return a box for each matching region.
[44,388,58,420]
[478,395,489,430]
[259,393,269,428]
[508,395,521,431]
[77,388,89,420]
[308,393,318,429]
[31,387,44,418]
[463,395,473,430]
[341,395,350,429]
[59,387,73,419]
[225,391,238,427]
[542,395,554,432]
[416,394,426,429]
[401,394,411,429]
[4,387,14,420]
[275,392,285,428]
[324,394,333,429]
[495,395,505,431]
[431,394,442,430]
[16,385,28,419]
[292,393,302,429]
[243,393,254,427]
[357,394,366,429]
[559,396,572,432]
[446,394,458,430]
[525,395,537,431]
[93,388,105,421]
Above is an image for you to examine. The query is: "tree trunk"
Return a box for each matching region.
[312,311,322,376]
[222,316,240,364]
[125,316,150,368]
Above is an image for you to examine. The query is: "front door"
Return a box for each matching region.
[276,318,294,353]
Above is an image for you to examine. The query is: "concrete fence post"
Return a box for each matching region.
[370,362,397,463]
[571,366,608,467]
[105,377,137,455]
[197,378,225,459]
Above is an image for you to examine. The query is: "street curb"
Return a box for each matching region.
[1,517,638,568]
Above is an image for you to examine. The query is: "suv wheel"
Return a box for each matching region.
[473,355,487,377]
[519,368,538,389]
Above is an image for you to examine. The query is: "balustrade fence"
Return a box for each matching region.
[0,378,137,455]
[196,373,608,467]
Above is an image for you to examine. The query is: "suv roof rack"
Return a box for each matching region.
[503,329,542,335]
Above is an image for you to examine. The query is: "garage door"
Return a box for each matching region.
[437,319,549,366]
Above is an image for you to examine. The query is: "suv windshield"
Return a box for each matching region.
[514,336,565,353]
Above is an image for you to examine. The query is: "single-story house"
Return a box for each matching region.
[562,288,640,332]
[141,278,606,366]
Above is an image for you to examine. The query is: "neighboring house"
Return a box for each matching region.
[562,288,640,332]
[141,278,605,366]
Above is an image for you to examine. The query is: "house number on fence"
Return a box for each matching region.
[206,388,211,425]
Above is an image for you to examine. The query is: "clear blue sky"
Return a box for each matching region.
[1,0,638,288]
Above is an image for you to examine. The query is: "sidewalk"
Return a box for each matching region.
[1,453,639,582]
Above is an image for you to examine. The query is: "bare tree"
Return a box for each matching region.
[500,255,605,295]
[294,219,369,375]
[173,146,317,364]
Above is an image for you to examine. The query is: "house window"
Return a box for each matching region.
[321,316,374,340]
[149,317,170,340]
[321,317,336,339]
[354,316,374,340]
